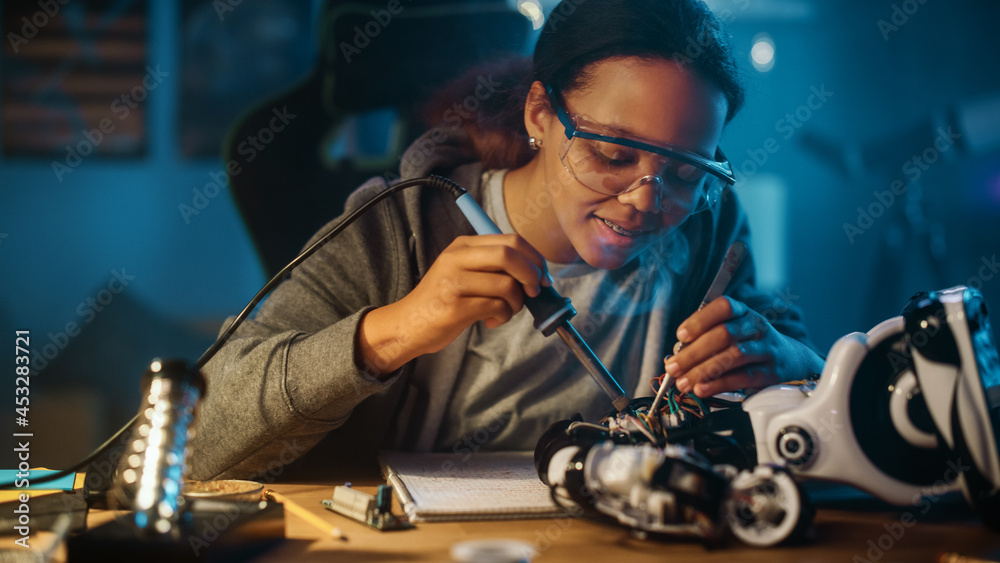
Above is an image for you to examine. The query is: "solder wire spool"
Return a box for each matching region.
[109,359,206,536]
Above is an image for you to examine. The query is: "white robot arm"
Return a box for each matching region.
[747,286,999,525]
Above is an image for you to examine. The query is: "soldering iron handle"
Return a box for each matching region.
[525,286,576,336]
[455,193,502,236]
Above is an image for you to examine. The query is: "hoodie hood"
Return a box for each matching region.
[399,125,481,181]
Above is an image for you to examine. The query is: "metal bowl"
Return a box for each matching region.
[182,479,264,503]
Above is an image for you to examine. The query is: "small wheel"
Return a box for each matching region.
[726,465,814,547]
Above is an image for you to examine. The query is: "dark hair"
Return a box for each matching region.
[421,57,537,171]
[534,0,744,122]
[422,0,744,169]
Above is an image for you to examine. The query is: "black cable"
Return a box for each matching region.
[2,176,463,490]
[194,176,462,370]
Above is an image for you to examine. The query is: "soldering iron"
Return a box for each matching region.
[437,175,633,413]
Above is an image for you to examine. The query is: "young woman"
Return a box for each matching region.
[187,0,824,480]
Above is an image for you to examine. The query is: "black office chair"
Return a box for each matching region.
[223,0,531,278]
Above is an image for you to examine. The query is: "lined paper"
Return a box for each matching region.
[379,451,566,522]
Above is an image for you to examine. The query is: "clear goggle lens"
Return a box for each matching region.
[559,135,725,214]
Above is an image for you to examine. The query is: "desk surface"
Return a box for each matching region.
[254,474,1000,563]
[3,472,998,562]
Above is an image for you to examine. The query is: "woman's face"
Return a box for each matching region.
[532,57,728,270]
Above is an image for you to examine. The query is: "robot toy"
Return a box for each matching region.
[534,286,1000,546]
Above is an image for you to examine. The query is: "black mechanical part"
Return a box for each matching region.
[561,446,599,515]
[776,426,815,468]
[905,384,938,436]
[901,286,1000,532]
[951,289,1000,532]
[903,291,961,366]
[649,449,731,523]
[535,415,606,486]
[849,330,955,486]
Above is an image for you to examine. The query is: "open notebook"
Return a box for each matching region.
[378,451,566,522]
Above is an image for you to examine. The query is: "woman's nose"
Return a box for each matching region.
[617,174,664,213]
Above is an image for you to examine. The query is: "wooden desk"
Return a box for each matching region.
[3,471,998,562]
[254,473,1000,563]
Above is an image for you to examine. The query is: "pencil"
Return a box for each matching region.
[263,489,348,541]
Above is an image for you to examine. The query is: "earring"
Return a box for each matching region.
[528,136,541,151]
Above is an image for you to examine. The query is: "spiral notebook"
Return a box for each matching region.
[378,451,565,522]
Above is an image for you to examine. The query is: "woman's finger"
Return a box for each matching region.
[675,340,770,392]
[688,363,777,397]
[675,296,747,345]
[668,311,767,377]
[444,235,551,296]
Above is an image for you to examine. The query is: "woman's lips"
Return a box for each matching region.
[598,216,649,237]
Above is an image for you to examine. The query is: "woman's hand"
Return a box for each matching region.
[668,297,824,397]
[358,233,551,376]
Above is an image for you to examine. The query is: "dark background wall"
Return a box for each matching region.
[1,0,998,465]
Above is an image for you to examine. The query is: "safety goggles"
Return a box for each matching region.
[547,86,735,214]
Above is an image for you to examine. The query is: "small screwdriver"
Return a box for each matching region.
[673,241,747,355]
[651,240,746,415]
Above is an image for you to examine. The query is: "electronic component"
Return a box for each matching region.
[535,430,812,546]
[322,485,413,531]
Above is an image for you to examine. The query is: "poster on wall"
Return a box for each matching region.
[1,0,149,159]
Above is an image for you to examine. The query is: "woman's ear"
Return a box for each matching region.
[524,81,553,143]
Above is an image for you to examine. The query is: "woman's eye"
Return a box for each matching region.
[605,154,635,166]
[590,143,636,166]
[669,163,705,184]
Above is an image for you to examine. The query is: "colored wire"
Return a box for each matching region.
[648,373,672,416]
[679,393,707,417]
[667,389,681,414]
[689,393,708,415]
[681,406,702,418]
[636,411,651,428]
[626,415,659,444]
[650,375,664,395]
